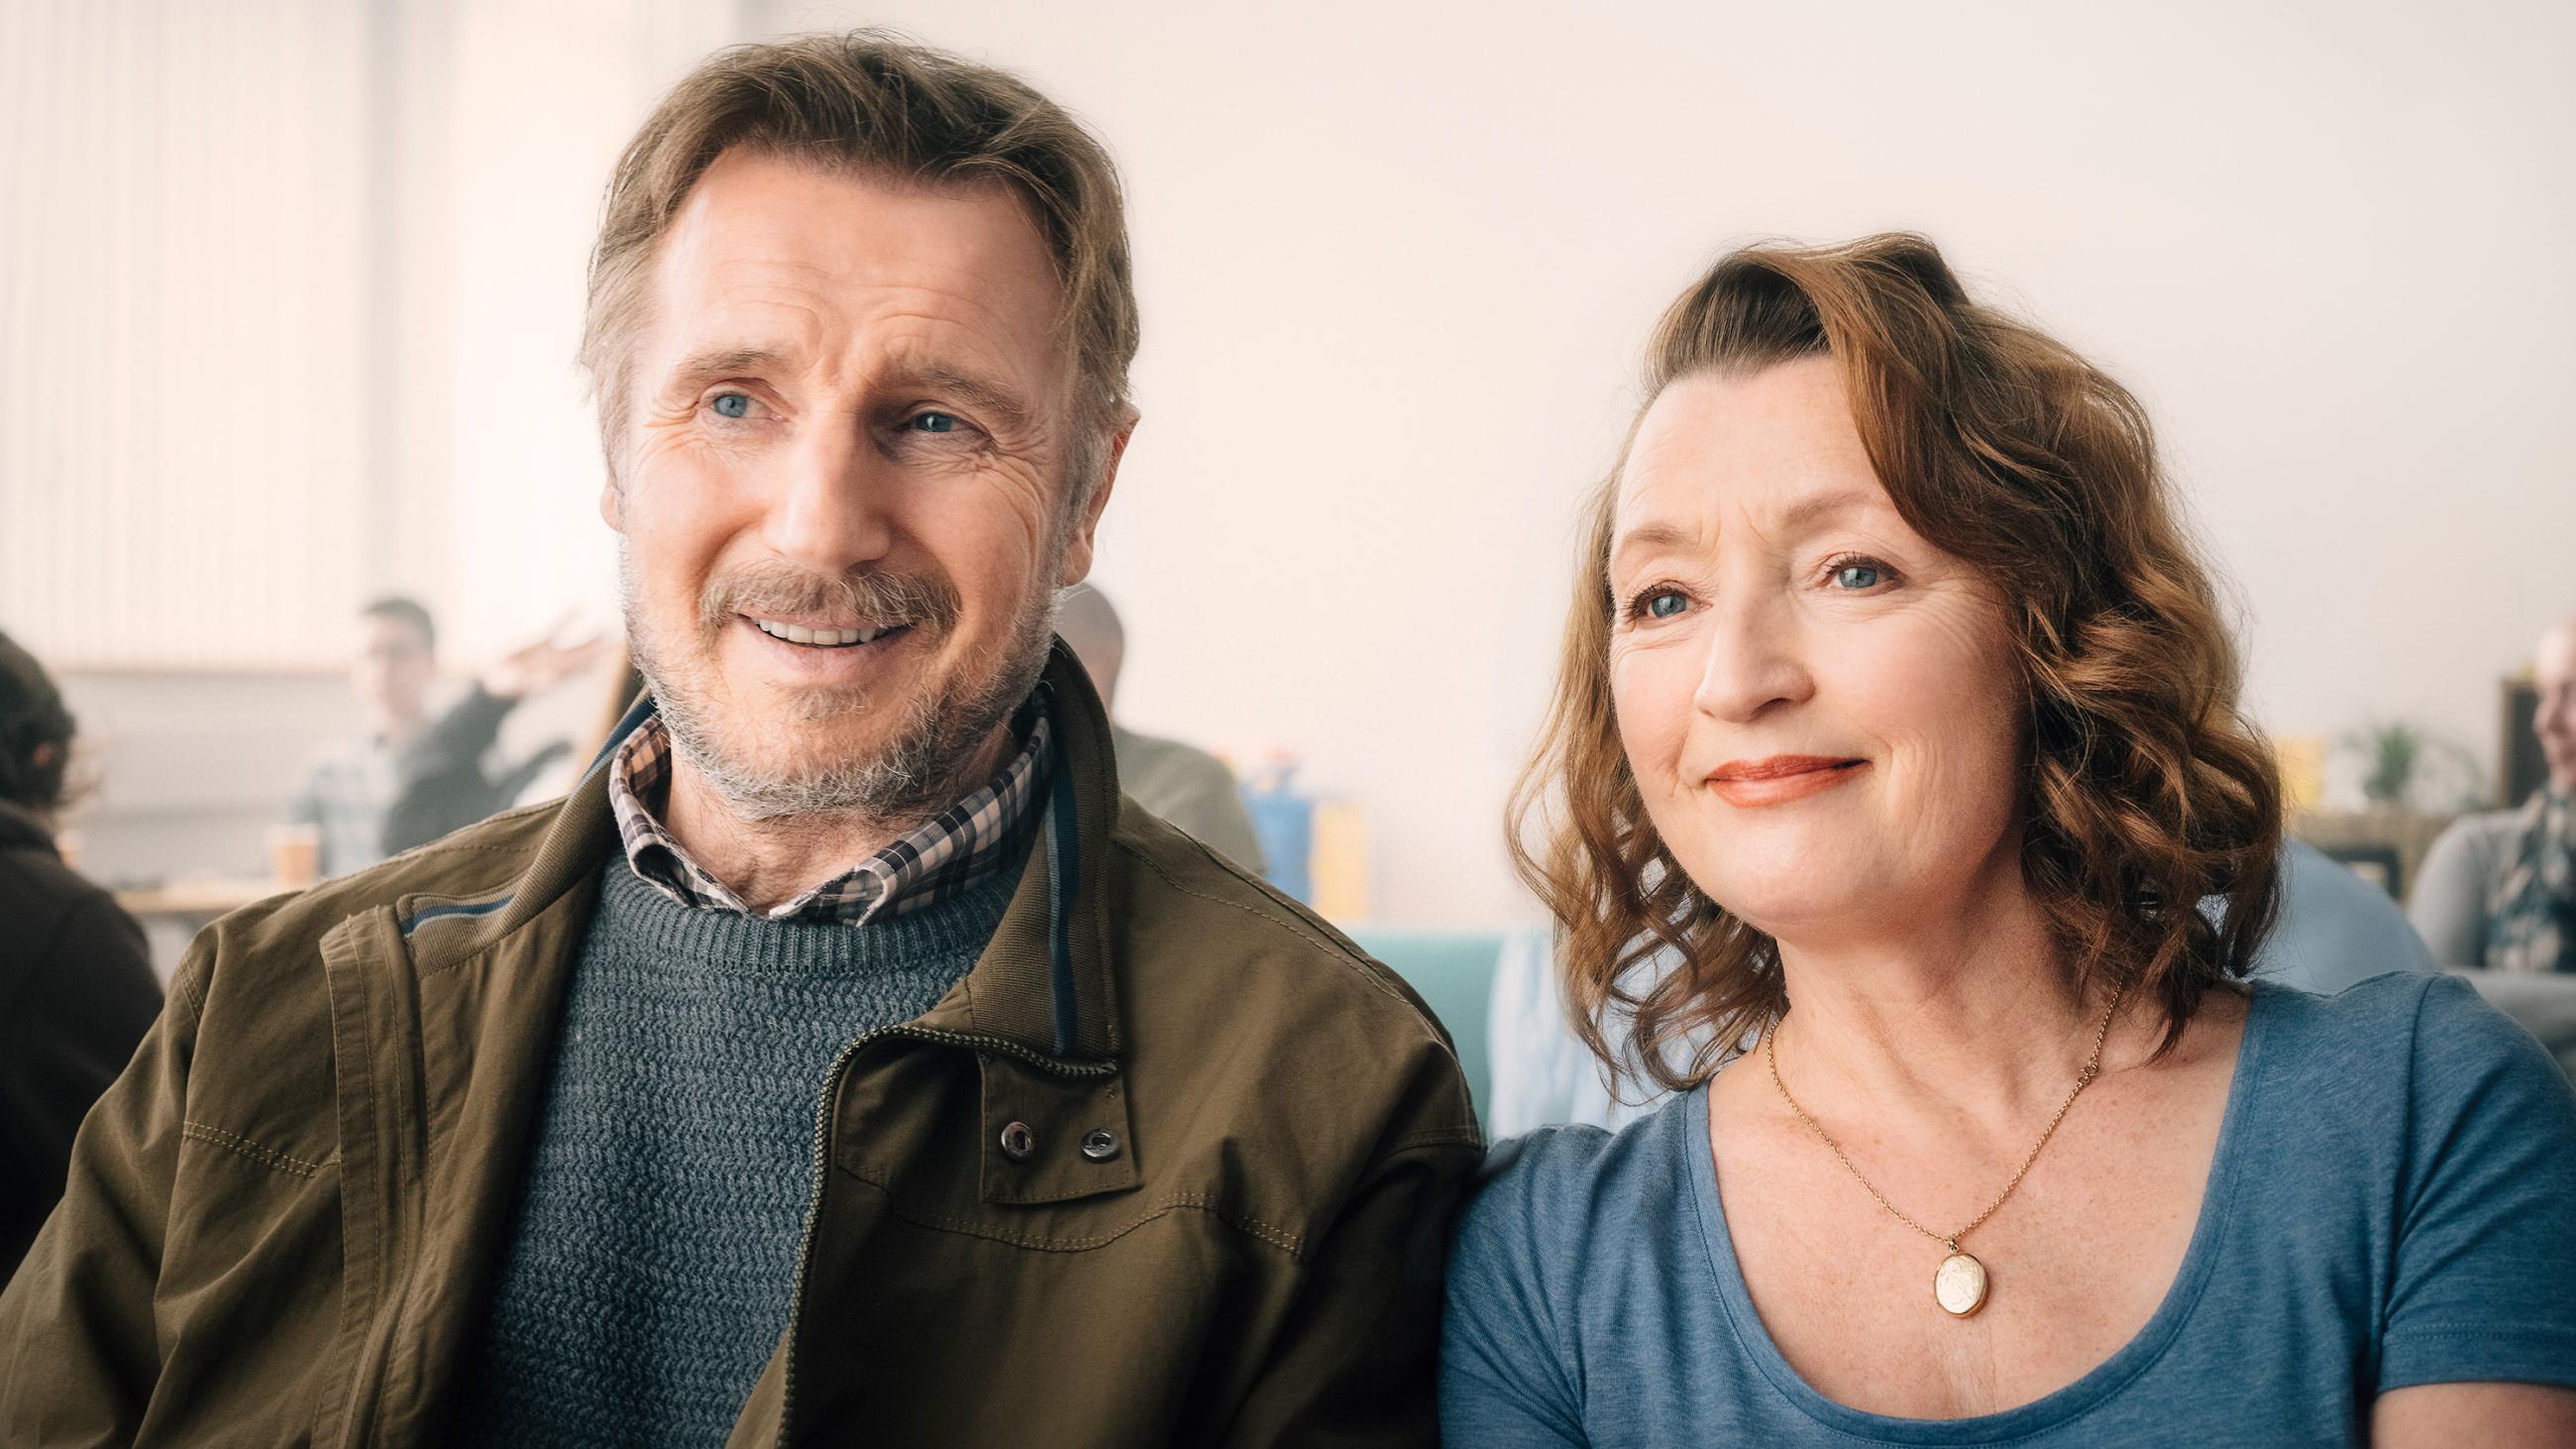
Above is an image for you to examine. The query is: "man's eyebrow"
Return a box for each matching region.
[665,346,790,389]
[896,365,1034,432]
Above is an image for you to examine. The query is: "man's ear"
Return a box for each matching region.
[599,477,625,533]
[1057,407,1137,587]
[29,741,58,774]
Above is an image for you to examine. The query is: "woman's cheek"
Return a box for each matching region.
[1610,646,1691,795]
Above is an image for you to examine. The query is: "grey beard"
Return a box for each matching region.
[618,540,1062,830]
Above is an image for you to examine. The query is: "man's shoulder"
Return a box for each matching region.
[1110,726,1233,791]
[1107,807,1480,1143]
[182,796,569,995]
[1112,809,1441,1040]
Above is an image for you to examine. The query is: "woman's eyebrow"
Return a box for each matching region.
[1610,488,1883,569]
[1610,521,1696,569]
[1772,488,1883,532]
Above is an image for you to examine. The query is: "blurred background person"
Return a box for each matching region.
[287,597,605,876]
[1056,583,1264,871]
[2413,615,2576,974]
[0,631,161,1284]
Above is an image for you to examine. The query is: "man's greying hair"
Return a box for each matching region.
[581,31,1140,502]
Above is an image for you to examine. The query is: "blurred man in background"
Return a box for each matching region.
[1055,582,1263,870]
[288,596,603,874]
[2414,614,2576,974]
[0,631,161,1284]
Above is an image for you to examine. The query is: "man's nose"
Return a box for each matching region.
[1691,589,1812,724]
[761,422,896,574]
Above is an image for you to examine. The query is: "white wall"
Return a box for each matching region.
[716,0,2574,923]
[28,3,2565,929]
[420,0,751,655]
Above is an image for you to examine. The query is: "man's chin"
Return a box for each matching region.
[680,742,924,824]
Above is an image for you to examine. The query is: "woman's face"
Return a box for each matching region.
[1606,357,2029,945]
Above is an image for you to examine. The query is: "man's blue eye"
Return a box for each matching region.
[1833,564,1881,590]
[710,392,753,420]
[1645,592,1687,619]
[910,412,959,434]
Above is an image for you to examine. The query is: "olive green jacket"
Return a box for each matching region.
[0,648,1482,1446]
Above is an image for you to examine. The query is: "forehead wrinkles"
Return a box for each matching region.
[656,267,1068,415]
[644,167,1063,380]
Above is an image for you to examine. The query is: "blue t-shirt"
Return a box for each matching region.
[1442,975,2576,1446]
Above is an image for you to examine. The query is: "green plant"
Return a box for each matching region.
[2338,720,2481,811]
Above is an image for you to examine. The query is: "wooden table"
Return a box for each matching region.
[2290,809,2457,905]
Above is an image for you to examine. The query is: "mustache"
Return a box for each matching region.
[698,561,962,635]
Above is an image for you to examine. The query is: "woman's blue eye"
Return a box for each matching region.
[1832,563,1881,590]
[910,411,959,434]
[1644,591,1688,619]
[710,392,753,420]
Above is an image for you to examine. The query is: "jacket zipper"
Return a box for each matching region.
[774,1025,1117,1446]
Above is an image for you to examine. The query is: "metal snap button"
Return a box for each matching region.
[999,1121,1036,1162]
[1079,1129,1121,1163]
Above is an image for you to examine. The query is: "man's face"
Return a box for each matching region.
[606,150,1119,824]
[353,614,435,732]
[2536,622,2576,794]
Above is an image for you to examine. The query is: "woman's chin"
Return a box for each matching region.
[1695,874,1881,944]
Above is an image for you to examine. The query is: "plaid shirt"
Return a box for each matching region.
[606,703,1054,924]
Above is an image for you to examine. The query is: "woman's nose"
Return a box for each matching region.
[1691,592,1812,724]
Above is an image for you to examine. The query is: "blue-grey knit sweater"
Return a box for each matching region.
[454,855,1021,1447]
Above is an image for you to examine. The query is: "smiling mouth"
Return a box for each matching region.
[746,615,909,649]
[1709,755,1867,783]
[1703,755,1870,806]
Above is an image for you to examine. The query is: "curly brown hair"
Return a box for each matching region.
[1509,233,2283,1095]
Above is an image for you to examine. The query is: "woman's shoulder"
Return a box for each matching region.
[2251,973,2573,1135]
[2249,978,2576,1392]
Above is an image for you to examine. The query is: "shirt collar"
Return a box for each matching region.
[606,697,1054,925]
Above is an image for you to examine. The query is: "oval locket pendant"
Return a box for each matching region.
[1933,1251,1988,1317]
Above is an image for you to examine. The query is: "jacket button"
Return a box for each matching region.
[1000,1122,1036,1162]
[1080,1129,1121,1163]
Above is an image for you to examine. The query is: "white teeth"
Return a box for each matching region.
[752,616,900,647]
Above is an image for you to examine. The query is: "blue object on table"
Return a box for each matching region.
[1239,763,1315,903]
[1342,928,1501,1133]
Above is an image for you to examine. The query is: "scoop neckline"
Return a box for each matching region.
[1684,983,2275,1444]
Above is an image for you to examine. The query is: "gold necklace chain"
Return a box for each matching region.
[1765,985,2125,1253]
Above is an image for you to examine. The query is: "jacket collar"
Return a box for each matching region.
[403,637,1127,1066]
[936,641,1126,1063]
